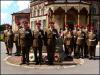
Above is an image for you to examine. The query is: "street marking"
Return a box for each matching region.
[6,60,20,67]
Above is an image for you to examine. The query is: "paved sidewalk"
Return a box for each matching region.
[4,55,80,70]
[5,55,79,65]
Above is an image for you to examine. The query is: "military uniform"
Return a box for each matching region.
[19,27,32,65]
[72,28,77,57]
[87,30,97,59]
[14,30,21,56]
[76,28,85,58]
[32,29,44,65]
[5,28,14,55]
[83,27,88,58]
[64,30,74,57]
[45,27,58,65]
[4,29,9,54]
[56,30,65,62]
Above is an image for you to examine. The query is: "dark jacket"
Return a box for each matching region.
[25,29,33,47]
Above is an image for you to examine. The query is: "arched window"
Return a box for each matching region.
[91,7,96,15]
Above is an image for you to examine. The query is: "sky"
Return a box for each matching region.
[1,0,30,25]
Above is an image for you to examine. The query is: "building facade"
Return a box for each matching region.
[11,0,99,34]
[30,0,90,31]
[30,0,99,33]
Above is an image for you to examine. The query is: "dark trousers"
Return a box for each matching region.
[22,46,30,63]
[5,42,9,54]
[33,47,42,63]
[47,45,55,64]
[15,42,21,55]
[76,45,84,58]
[84,43,88,57]
[88,46,96,58]
[65,45,73,56]
[73,43,77,57]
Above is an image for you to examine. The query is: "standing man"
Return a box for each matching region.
[63,25,69,57]
[45,22,58,65]
[64,28,74,59]
[4,26,14,55]
[14,23,22,56]
[4,25,9,54]
[20,21,32,65]
[83,26,88,58]
[76,25,85,58]
[73,24,78,58]
[14,30,19,56]
[87,27,98,60]
[32,22,44,65]
[56,29,65,62]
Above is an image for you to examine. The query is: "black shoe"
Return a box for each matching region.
[35,62,39,65]
[15,54,20,56]
[91,56,95,60]
[89,57,92,60]
[39,63,42,65]
[48,62,54,65]
[80,56,84,59]
[84,56,88,58]
[6,53,9,54]
[26,63,29,65]
[20,62,26,65]
[8,53,12,55]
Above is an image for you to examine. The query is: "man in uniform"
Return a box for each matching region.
[64,27,74,59]
[4,25,9,54]
[32,22,44,65]
[20,21,32,65]
[44,22,58,65]
[82,26,88,58]
[4,26,14,55]
[87,27,98,59]
[73,24,78,58]
[63,25,69,57]
[76,25,85,58]
[14,23,21,56]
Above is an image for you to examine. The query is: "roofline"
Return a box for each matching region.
[30,1,91,7]
[45,2,91,6]
[11,13,30,15]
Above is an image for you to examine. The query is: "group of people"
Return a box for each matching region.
[3,21,98,65]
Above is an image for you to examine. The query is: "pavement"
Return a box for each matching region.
[1,42,100,74]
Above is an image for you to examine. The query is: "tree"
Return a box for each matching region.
[0,25,4,32]
[0,23,11,32]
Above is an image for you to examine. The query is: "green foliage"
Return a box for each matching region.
[0,25,4,31]
[0,33,4,41]
[0,23,11,32]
